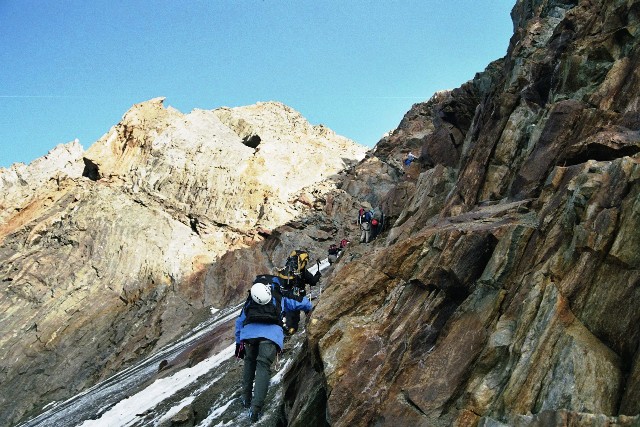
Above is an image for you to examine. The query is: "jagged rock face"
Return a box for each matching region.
[309,159,639,426]
[0,100,366,425]
[294,0,640,426]
[374,59,506,174]
[0,141,85,225]
[84,98,364,238]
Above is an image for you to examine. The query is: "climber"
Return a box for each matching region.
[404,152,417,166]
[358,208,373,243]
[371,217,379,240]
[235,279,313,423]
[357,207,372,225]
[276,249,321,334]
[327,243,340,264]
[329,238,350,262]
[371,206,384,240]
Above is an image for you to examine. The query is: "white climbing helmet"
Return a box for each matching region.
[250,282,272,305]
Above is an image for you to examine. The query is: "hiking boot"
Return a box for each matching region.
[249,406,262,423]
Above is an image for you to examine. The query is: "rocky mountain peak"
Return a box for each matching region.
[76,98,367,237]
[0,140,84,226]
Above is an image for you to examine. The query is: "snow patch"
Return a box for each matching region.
[270,359,293,386]
[42,401,59,411]
[197,398,236,426]
[79,344,235,427]
[156,395,196,424]
[156,373,225,425]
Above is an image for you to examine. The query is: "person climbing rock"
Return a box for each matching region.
[340,238,350,249]
[358,208,373,243]
[404,151,416,166]
[328,243,340,264]
[276,249,321,334]
[235,279,312,423]
[403,152,418,179]
[371,206,384,240]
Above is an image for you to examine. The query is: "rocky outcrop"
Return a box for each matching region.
[84,98,365,240]
[306,158,639,426]
[0,141,84,225]
[290,0,640,425]
[0,100,366,425]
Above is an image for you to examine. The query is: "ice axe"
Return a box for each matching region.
[316,260,323,299]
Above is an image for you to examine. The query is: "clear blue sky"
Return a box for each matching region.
[0,0,514,168]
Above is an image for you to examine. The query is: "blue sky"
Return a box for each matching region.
[0,1,514,168]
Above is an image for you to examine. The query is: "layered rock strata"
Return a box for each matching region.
[0,100,366,425]
[290,0,640,425]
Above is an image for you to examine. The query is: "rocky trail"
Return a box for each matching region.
[19,259,331,427]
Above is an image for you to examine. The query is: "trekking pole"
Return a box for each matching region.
[316,260,322,298]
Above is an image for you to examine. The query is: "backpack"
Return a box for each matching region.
[243,278,283,326]
[277,250,309,282]
[253,274,283,292]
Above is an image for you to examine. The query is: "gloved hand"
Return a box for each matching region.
[235,342,245,359]
[314,271,321,279]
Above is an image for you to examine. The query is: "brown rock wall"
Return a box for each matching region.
[291,0,640,425]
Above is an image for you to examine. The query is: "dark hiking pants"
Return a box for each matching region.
[242,338,278,413]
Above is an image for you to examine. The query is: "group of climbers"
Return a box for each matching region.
[358,206,384,243]
[275,250,321,334]
[234,201,388,422]
[233,249,320,423]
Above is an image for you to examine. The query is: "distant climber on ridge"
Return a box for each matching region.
[404,151,417,166]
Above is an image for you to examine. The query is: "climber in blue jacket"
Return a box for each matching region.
[234,277,312,423]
